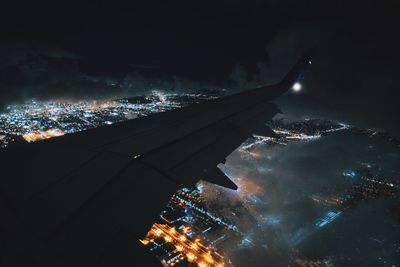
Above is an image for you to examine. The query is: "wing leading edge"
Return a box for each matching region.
[0,50,313,266]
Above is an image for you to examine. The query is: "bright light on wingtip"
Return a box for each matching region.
[292,82,302,92]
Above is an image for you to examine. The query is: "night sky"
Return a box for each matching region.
[0,1,399,193]
[1,0,399,136]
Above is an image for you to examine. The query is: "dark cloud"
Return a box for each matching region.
[0,41,230,109]
[207,127,400,266]
[0,42,120,108]
[298,199,400,266]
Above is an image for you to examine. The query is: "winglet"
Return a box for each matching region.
[202,167,238,190]
[279,48,315,88]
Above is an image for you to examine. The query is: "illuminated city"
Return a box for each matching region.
[141,223,228,267]
[0,94,399,266]
[0,90,222,148]
[139,114,400,266]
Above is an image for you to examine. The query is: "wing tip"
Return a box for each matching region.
[202,167,238,190]
[279,47,315,88]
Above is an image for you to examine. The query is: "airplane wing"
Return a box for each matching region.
[0,50,313,266]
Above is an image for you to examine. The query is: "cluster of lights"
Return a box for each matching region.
[0,91,220,148]
[314,211,342,228]
[174,193,240,233]
[141,223,226,267]
[311,195,344,207]
[238,120,352,158]
[364,177,395,188]
[294,257,334,267]
[22,128,65,142]
[272,128,322,141]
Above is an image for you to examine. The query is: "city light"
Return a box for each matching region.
[141,223,227,267]
[22,128,65,142]
[0,91,224,149]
